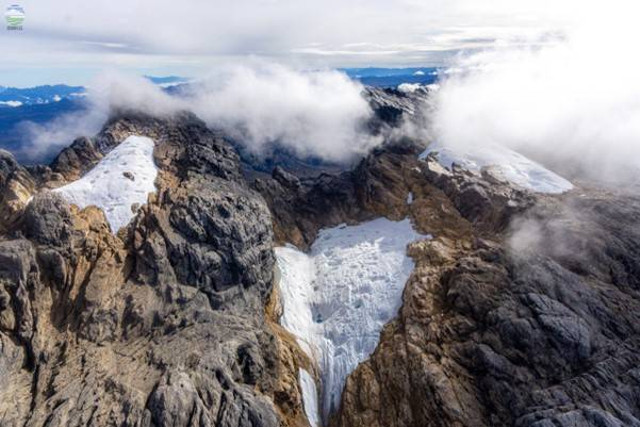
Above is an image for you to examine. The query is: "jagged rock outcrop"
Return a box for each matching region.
[254,139,470,248]
[421,153,535,234]
[50,136,104,181]
[0,112,311,427]
[333,155,640,427]
[363,86,430,133]
[0,149,36,233]
[256,132,640,427]
[254,167,367,249]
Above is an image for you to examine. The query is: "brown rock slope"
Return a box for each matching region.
[0,112,311,427]
[258,146,640,427]
[336,157,640,427]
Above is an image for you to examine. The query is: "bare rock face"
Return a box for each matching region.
[0,112,310,427]
[254,166,368,249]
[50,136,104,181]
[254,139,473,248]
[257,133,640,427]
[333,157,640,427]
[0,149,36,233]
[363,86,431,134]
[421,153,535,234]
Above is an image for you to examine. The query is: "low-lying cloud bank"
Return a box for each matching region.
[188,65,379,162]
[429,3,640,186]
[18,71,179,160]
[20,65,378,164]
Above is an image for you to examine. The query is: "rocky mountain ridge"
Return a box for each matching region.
[0,99,639,427]
[0,112,310,427]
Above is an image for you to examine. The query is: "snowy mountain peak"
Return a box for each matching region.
[54,135,158,233]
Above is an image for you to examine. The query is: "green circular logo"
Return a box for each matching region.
[5,4,25,28]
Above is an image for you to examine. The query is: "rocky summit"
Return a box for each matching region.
[1,99,640,427]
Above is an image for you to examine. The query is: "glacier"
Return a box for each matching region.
[54,135,158,233]
[275,218,427,423]
[420,141,573,194]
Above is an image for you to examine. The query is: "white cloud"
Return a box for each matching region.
[0,0,583,85]
[18,71,179,159]
[429,1,640,185]
[188,64,378,162]
[19,65,379,163]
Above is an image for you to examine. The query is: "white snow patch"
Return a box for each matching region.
[420,141,573,194]
[54,135,158,233]
[278,244,317,357]
[276,218,427,421]
[299,369,320,427]
[406,192,413,204]
[0,100,23,107]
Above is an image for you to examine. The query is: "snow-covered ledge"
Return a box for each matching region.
[275,218,428,424]
[420,141,573,194]
[54,135,158,233]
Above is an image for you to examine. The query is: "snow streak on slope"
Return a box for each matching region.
[277,244,317,357]
[275,218,426,422]
[299,369,320,427]
[54,135,158,233]
[420,141,573,194]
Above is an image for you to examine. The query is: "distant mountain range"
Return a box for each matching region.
[0,99,84,157]
[144,75,190,87]
[341,67,440,87]
[0,77,188,109]
[0,84,85,107]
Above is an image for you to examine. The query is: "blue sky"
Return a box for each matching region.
[0,0,578,87]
